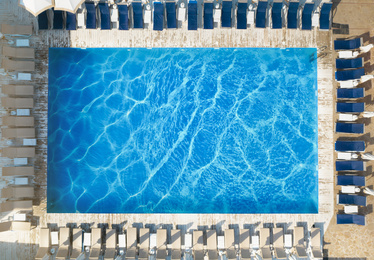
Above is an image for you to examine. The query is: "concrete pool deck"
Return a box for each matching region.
[0,0,371,259]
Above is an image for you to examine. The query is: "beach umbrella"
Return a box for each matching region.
[363,187,374,196]
[54,0,85,13]
[18,0,54,16]
[363,111,374,118]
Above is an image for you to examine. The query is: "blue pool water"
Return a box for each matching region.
[48,48,318,214]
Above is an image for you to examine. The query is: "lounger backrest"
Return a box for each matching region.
[239,229,250,249]
[259,228,270,247]
[237,2,247,29]
[86,2,97,29]
[2,85,34,96]
[72,228,83,253]
[2,47,35,59]
[1,186,34,198]
[38,10,49,30]
[154,2,164,31]
[221,1,232,28]
[310,228,320,248]
[139,228,149,249]
[188,1,197,30]
[166,2,177,29]
[91,228,102,249]
[127,227,137,249]
[256,1,267,28]
[1,24,33,35]
[335,141,365,152]
[287,2,299,29]
[272,228,283,247]
[338,194,366,206]
[132,2,143,29]
[157,229,167,249]
[272,2,283,29]
[118,4,129,30]
[53,9,64,29]
[59,227,70,247]
[335,161,364,171]
[293,227,304,246]
[207,230,217,250]
[0,221,31,232]
[106,229,117,249]
[40,228,51,248]
[3,116,34,127]
[193,230,204,250]
[171,230,181,249]
[224,229,235,249]
[301,3,314,30]
[204,3,214,29]
[99,3,111,30]
[319,3,332,30]
[337,214,365,225]
[334,38,362,50]
[2,166,34,176]
[66,12,77,30]
[2,147,36,158]
[337,175,365,186]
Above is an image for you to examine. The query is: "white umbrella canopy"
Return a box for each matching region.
[54,0,85,13]
[18,0,54,16]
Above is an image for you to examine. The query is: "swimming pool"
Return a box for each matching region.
[48,48,318,214]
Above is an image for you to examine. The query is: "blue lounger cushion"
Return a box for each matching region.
[334,38,362,50]
[188,1,197,30]
[337,175,365,186]
[53,10,64,29]
[338,194,366,206]
[118,4,129,30]
[272,2,283,29]
[99,2,110,30]
[204,3,213,29]
[154,2,164,31]
[287,2,298,29]
[166,2,177,29]
[237,3,247,29]
[336,102,364,113]
[335,68,365,81]
[335,141,365,152]
[256,1,267,28]
[336,123,364,134]
[302,3,314,30]
[336,58,363,69]
[337,88,364,99]
[319,3,332,30]
[86,2,96,29]
[38,10,49,30]
[336,161,364,171]
[66,12,77,30]
[222,1,232,28]
[133,2,143,29]
[337,214,365,225]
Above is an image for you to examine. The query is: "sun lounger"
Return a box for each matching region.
[154,2,164,31]
[287,2,299,29]
[53,9,64,29]
[103,229,116,259]
[127,227,137,260]
[55,227,70,260]
[171,230,182,260]
[207,230,218,260]
[336,161,364,171]
[256,1,267,28]
[224,229,236,260]
[301,3,314,30]
[310,228,322,259]
[2,46,35,59]
[337,88,364,99]
[259,228,272,260]
[118,4,129,30]
[71,228,83,260]
[1,186,34,199]
[0,200,32,212]
[2,147,35,158]
[221,1,232,28]
[188,1,198,30]
[2,85,34,96]
[38,10,50,30]
[3,128,35,138]
[90,227,102,259]
[98,3,110,30]
[66,12,77,30]
[166,2,177,29]
[3,116,34,127]
[336,123,364,134]
[35,228,50,260]
[272,228,286,259]
[132,2,143,29]
[239,229,250,260]
[272,2,283,29]
[139,228,149,260]
[0,221,30,232]
[86,2,97,29]
[337,175,365,186]
[2,97,34,108]
[336,102,365,113]
[2,59,35,72]
[204,3,214,29]
[336,58,364,69]
[293,227,307,258]
[319,3,332,30]
[193,230,204,260]
[337,214,365,225]
[335,141,365,152]
[338,194,366,206]
[334,38,363,50]
[237,2,247,29]
[2,166,34,176]
[1,24,33,35]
